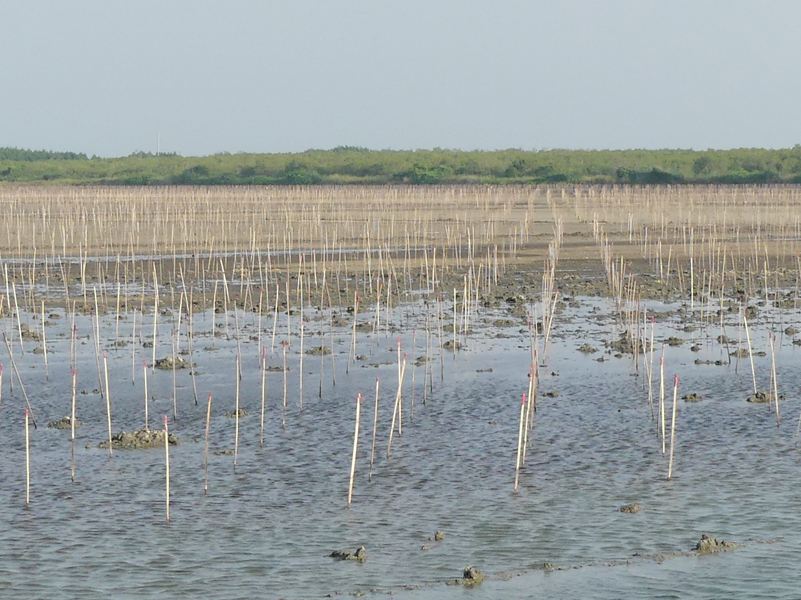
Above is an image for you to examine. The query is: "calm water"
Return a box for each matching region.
[0,295,799,599]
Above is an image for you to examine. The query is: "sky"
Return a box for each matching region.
[0,0,799,157]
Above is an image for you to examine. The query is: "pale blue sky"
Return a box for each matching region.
[1,0,799,157]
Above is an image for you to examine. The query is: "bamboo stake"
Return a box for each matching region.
[25,409,30,505]
[103,352,113,456]
[769,332,780,426]
[164,414,170,523]
[514,393,527,491]
[40,300,48,379]
[522,364,535,466]
[282,340,288,428]
[70,369,77,441]
[369,377,379,481]
[410,329,416,420]
[70,368,77,482]
[260,346,267,446]
[171,329,178,421]
[131,308,137,384]
[143,360,149,431]
[386,355,408,458]
[743,310,758,395]
[204,392,212,494]
[659,348,666,453]
[234,354,240,468]
[347,393,362,507]
[667,374,679,481]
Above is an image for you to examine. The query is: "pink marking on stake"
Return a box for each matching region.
[25,409,29,417]
[673,374,679,386]
[164,414,168,427]
[357,393,362,404]
[522,393,527,405]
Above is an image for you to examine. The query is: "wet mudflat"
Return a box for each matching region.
[0,292,800,600]
[2,184,801,598]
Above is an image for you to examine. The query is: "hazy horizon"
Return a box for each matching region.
[2,0,799,158]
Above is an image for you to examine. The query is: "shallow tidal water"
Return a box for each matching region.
[0,295,800,599]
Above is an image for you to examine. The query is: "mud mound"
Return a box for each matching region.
[47,415,81,430]
[97,429,178,450]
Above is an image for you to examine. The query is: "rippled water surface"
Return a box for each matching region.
[1,296,800,599]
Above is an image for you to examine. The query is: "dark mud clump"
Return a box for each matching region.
[449,566,484,586]
[577,343,597,354]
[431,530,445,542]
[47,415,81,430]
[413,355,429,367]
[619,503,641,514]
[225,409,248,418]
[305,345,331,355]
[442,340,463,351]
[154,356,192,370]
[97,429,178,450]
[747,391,784,403]
[20,325,42,341]
[785,326,799,336]
[665,337,684,347]
[608,332,648,354]
[543,391,559,398]
[694,534,738,555]
[682,393,702,402]
[330,546,366,562]
[730,348,750,358]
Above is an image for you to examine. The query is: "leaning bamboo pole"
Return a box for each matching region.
[347,393,362,507]
[667,375,679,481]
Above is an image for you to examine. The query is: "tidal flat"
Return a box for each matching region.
[0,184,800,599]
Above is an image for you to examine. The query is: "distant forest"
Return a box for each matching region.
[2,145,801,185]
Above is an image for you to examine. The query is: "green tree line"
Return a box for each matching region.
[2,145,801,185]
